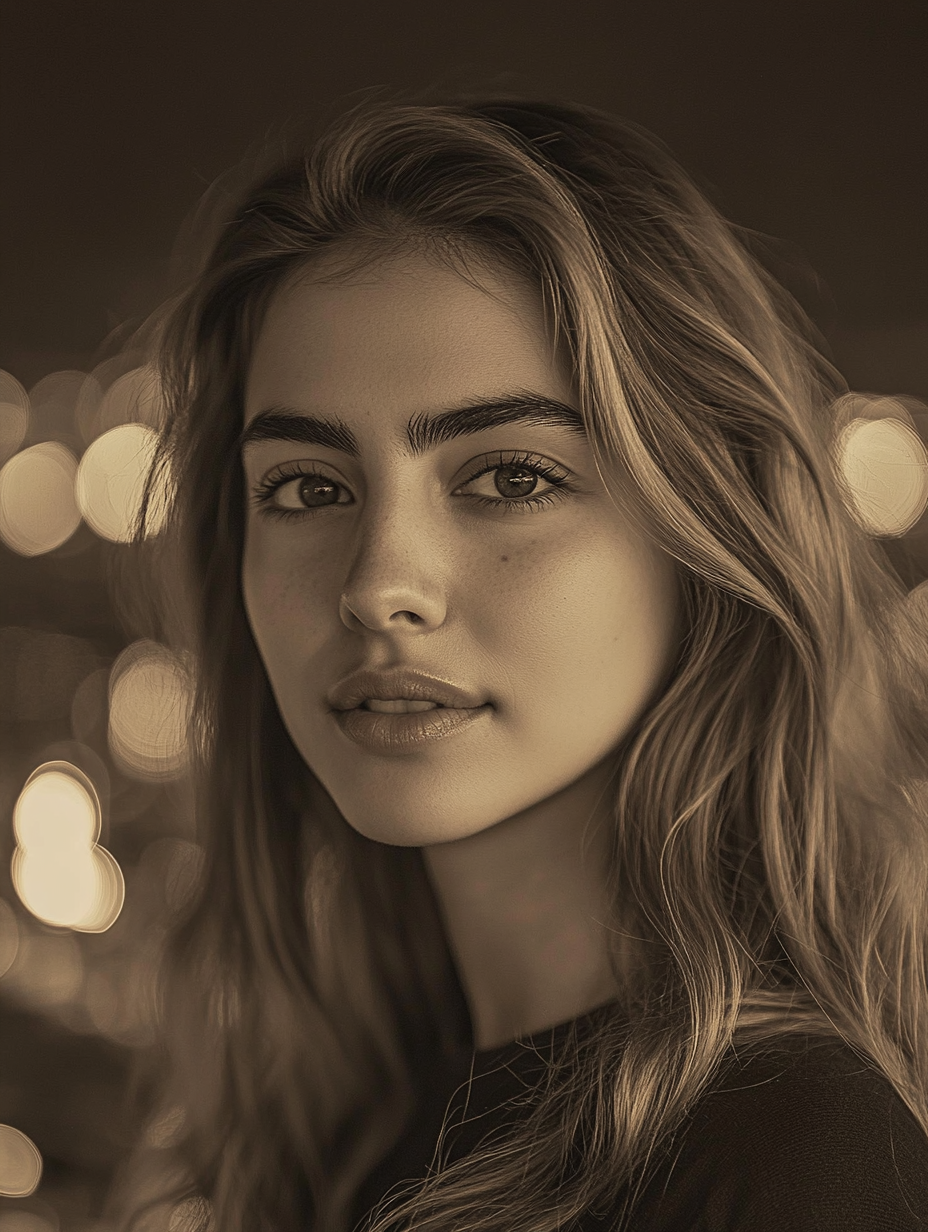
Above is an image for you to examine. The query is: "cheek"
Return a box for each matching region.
[241,533,334,669]
[489,535,679,739]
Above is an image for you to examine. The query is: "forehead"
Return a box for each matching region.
[244,250,572,426]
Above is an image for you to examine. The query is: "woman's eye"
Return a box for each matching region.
[463,463,546,500]
[456,454,575,513]
[276,475,343,509]
[251,453,575,520]
[252,469,349,517]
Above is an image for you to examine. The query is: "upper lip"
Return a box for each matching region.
[327,668,488,712]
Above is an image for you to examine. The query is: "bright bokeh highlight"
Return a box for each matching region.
[0,368,29,465]
[12,847,124,934]
[108,641,193,780]
[14,767,100,849]
[0,441,81,555]
[11,762,125,932]
[75,422,168,541]
[0,1124,42,1197]
[838,416,928,536]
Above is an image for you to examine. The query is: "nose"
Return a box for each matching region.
[338,495,448,634]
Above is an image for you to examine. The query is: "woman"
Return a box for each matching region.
[114,92,928,1231]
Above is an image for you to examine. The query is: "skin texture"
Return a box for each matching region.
[241,249,683,1049]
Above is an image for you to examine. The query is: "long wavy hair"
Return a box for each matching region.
[112,91,928,1232]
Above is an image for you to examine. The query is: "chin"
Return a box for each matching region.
[333,792,501,848]
[342,813,449,848]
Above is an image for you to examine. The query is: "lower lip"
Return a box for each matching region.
[332,704,491,754]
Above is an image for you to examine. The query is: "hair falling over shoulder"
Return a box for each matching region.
[106,88,928,1232]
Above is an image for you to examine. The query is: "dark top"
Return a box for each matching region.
[351,1004,928,1230]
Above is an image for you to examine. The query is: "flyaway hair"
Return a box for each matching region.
[109,91,928,1231]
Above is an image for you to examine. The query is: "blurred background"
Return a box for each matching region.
[1,1,926,1228]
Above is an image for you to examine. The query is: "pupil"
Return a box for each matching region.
[495,465,537,498]
[299,476,338,506]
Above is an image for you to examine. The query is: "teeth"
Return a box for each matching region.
[364,699,441,713]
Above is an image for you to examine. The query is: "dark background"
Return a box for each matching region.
[0,2,925,1229]
[3,0,927,398]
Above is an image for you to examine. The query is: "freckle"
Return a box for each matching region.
[500,555,509,563]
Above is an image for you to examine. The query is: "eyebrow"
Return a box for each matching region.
[238,391,587,458]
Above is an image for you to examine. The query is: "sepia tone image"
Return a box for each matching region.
[1,2,927,1229]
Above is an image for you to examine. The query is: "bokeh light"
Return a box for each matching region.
[76,354,166,441]
[838,416,928,536]
[0,442,81,555]
[108,641,193,781]
[14,765,101,849]
[0,1124,42,1198]
[28,370,86,444]
[13,846,125,935]
[77,362,165,444]
[98,365,166,435]
[0,929,83,1011]
[11,762,125,932]
[0,369,29,465]
[36,739,111,823]
[75,422,168,542]
[0,897,20,978]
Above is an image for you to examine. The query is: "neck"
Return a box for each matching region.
[422,757,622,1051]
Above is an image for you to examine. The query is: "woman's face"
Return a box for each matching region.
[241,249,682,846]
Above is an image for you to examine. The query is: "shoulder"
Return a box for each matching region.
[630,1034,928,1231]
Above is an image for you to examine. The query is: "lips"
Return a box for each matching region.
[327,667,487,712]
[363,699,440,713]
[333,701,490,752]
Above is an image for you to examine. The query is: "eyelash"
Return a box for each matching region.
[250,451,576,520]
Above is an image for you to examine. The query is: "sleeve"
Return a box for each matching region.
[627,1039,928,1232]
